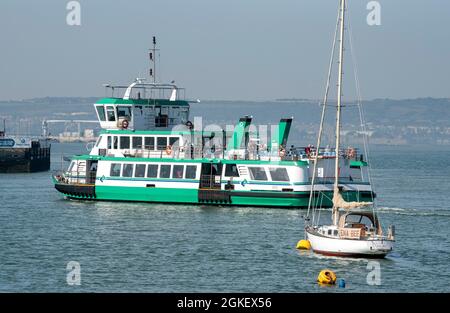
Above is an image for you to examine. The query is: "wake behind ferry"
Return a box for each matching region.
[53,38,374,208]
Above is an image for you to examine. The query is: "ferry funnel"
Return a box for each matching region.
[228,116,252,150]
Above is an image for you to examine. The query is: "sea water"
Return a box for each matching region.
[0,143,449,292]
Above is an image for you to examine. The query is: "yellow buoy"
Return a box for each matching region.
[317,269,337,285]
[296,239,311,250]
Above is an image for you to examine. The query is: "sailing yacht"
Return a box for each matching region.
[304,0,395,258]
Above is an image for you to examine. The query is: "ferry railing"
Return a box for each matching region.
[199,175,221,189]
[52,152,92,185]
[280,146,364,162]
[51,152,71,184]
[120,145,218,160]
[105,84,187,101]
[98,145,365,162]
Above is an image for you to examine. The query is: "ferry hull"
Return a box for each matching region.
[306,227,394,258]
[54,182,96,199]
[53,182,374,208]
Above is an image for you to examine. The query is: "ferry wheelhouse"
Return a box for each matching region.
[53,42,374,208]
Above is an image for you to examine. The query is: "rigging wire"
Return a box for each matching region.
[307,0,341,226]
[345,1,378,219]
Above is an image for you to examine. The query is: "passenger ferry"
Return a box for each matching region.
[53,38,374,208]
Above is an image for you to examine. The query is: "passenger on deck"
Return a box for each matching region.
[175,169,183,179]
[305,144,311,157]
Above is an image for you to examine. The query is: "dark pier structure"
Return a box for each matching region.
[0,129,51,173]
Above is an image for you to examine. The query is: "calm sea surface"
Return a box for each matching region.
[0,143,449,292]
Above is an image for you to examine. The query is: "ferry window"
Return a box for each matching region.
[180,108,189,122]
[120,136,130,149]
[113,136,118,149]
[95,136,102,147]
[96,106,106,121]
[107,136,112,149]
[147,164,158,178]
[224,164,239,177]
[248,167,268,181]
[106,106,116,122]
[169,137,179,146]
[157,137,168,150]
[144,137,155,150]
[110,163,121,177]
[122,164,133,177]
[132,136,143,149]
[172,165,184,179]
[185,165,197,179]
[155,106,169,127]
[117,106,132,119]
[135,164,146,178]
[212,163,222,176]
[68,162,75,172]
[160,165,171,178]
[269,167,290,181]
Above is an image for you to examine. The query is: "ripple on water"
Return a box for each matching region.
[0,144,449,291]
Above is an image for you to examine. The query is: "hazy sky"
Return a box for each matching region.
[1,0,449,101]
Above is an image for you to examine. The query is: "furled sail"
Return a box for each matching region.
[332,186,372,210]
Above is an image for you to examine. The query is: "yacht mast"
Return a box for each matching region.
[333,0,346,225]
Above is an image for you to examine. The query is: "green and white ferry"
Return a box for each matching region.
[53,41,374,208]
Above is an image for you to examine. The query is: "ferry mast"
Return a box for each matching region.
[149,36,159,84]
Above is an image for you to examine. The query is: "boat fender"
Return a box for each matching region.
[296,239,311,250]
[165,145,172,155]
[121,119,129,129]
[317,269,337,285]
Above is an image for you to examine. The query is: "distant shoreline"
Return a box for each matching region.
[1,96,449,104]
[1,97,450,147]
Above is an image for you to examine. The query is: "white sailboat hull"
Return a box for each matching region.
[306,227,394,258]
